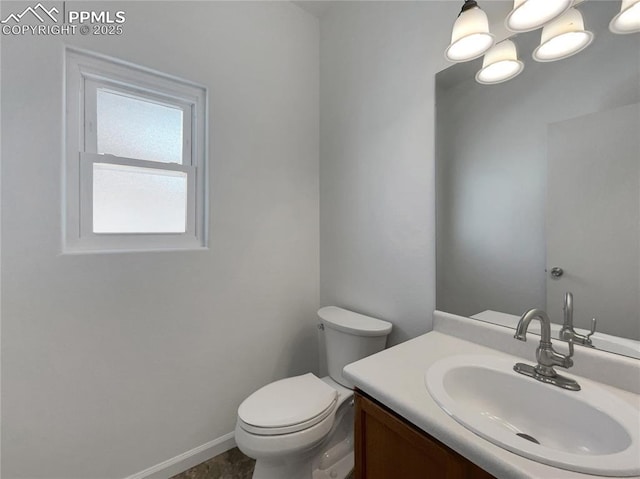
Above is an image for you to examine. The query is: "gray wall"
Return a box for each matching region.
[546,105,639,340]
[1,2,319,477]
[436,1,640,319]
[319,1,452,345]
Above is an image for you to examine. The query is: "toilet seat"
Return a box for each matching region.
[238,398,337,436]
[238,373,338,436]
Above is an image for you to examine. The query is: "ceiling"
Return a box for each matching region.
[293,0,335,18]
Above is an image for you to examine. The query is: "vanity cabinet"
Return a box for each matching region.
[354,391,496,479]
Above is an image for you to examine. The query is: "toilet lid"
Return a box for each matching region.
[238,373,338,430]
[318,306,392,337]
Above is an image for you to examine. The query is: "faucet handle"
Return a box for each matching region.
[567,337,575,358]
[588,318,597,335]
[586,318,597,341]
[547,337,574,369]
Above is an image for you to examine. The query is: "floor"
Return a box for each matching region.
[170,446,355,479]
[170,448,255,479]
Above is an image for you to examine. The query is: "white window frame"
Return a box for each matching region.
[64,47,208,253]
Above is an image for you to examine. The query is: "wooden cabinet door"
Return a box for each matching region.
[354,391,496,479]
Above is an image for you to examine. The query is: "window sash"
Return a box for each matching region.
[78,152,197,247]
[84,79,193,166]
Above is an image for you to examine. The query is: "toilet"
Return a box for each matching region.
[235,306,392,479]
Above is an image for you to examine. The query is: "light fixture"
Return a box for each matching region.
[505,0,573,32]
[610,0,640,34]
[533,8,594,62]
[476,40,524,84]
[445,0,494,63]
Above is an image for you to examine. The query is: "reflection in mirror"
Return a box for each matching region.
[435,1,640,359]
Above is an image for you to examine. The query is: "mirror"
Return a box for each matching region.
[436,0,640,359]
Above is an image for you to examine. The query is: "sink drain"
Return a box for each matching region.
[516,433,540,445]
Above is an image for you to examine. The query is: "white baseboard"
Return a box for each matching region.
[124,432,236,479]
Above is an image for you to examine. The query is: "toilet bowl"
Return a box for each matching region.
[235,306,392,479]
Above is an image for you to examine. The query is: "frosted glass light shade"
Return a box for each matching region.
[505,0,573,32]
[610,0,640,34]
[533,8,594,62]
[476,40,524,84]
[445,5,494,62]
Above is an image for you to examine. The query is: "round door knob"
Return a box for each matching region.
[550,267,564,278]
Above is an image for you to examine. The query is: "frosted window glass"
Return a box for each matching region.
[96,90,184,164]
[93,163,187,233]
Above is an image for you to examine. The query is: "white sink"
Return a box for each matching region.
[425,354,640,476]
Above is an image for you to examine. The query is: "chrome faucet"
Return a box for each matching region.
[559,292,596,347]
[513,308,580,391]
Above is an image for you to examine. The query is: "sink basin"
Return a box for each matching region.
[425,354,640,476]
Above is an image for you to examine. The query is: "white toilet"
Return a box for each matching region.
[235,306,392,479]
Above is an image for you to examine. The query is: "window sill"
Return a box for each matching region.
[60,245,209,256]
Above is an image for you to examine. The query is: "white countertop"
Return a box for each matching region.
[342,328,640,479]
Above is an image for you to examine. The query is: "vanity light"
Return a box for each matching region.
[533,8,594,62]
[610,0,640,34]
[445,0,494,62]
[505,0,573,32]
[475,40,524,84]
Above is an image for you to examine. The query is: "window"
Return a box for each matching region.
[64,48,207,252]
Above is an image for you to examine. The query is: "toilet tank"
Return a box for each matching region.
[318,306,392,388]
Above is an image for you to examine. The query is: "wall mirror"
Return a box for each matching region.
[436,0,640,359]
